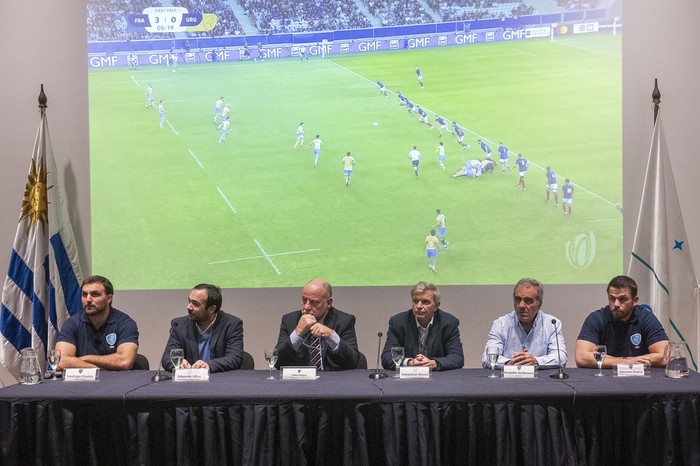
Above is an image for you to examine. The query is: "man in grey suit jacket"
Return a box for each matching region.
[161,284,244,372]
[274,278,360,371]
[381,282,464,371]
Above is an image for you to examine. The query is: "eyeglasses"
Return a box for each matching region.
[513,296,536,305]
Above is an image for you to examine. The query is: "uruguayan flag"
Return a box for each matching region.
[628,114,700,370]
[0,109,83,380]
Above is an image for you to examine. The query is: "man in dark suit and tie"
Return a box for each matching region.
[274,278,360,370]
[381,282,464,371]
[161,284,244,372]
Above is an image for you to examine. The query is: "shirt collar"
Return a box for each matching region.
[80,307,117,328]
[606,305,639,324]
[414,314,435,330]
[197,313,218,335]
[511,309,542,332]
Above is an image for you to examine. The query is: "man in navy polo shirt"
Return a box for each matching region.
[575,275,669,368]
[56,275,139,370]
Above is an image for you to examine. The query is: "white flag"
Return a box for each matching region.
[627,114,700,370]
[0,111,83,381]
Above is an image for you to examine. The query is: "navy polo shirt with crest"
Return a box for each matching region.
[577,305,668,357]
[57,307,139,356]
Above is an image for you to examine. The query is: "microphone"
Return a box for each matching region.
[369,332,388,380]
[154,321,179,381]
[549,318,569,380]
[152,363,172,382]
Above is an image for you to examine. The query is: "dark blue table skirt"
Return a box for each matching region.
[2,368,699,465]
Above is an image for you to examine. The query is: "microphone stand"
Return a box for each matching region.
[152,364,172,382]
[549,319,569,380]
[370,332,388,380]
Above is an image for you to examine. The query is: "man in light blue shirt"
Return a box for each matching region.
[481,278,567,368]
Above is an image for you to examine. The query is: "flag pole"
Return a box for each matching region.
[650,79,700,368]
[652,78,660,124]
[38,84,47,116]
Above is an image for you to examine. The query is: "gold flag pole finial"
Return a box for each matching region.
[38,84,48,116]
[652,78,661,124]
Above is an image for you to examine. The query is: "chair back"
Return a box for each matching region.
[356,351,368,369]
[132,353,150,370]
[240,351,255,370]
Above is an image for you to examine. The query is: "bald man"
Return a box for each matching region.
[274,278,360,370]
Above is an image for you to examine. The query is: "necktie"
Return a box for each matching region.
[308,336,324,371]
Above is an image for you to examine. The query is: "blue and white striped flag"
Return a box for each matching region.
[627,114,700,370]
[0,110,83,381]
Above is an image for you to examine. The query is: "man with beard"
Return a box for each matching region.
[575,275,669,368]
[56,275,139,370]
[481,278,567,369]
[161,284,243,372]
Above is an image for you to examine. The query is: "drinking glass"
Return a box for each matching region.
[48,349,61,378]
[391,346,405,378]
[170,348,184,371]
[593,345,607,376]
[264,348,278,380]
[486,346,500,378]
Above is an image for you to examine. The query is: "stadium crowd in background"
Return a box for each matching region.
[240,0,370,34]
[86,0,571,41]
[558,0,600,10]
[173,0,244,37]
[87,0,173,41]
[429,0,534,22]
[365,0,434,27]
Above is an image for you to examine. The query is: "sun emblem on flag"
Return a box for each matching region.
[19,157,52,234]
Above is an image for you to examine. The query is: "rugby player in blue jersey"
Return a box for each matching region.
[545,166,559,206]
[516,154,528,190]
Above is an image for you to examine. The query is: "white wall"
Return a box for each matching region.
[1,0,698,385]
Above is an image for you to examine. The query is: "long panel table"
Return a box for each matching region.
[1,368,699,465]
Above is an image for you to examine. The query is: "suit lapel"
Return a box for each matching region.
[426,310,441,356]
[406,311,420,357]
[320,308,337,366]
[189,320,201,361]
[324,307,337,329]
[207,313,222,359]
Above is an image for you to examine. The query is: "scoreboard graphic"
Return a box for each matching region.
[126,7,217,33]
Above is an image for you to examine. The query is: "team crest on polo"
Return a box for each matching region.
[106,333,117,346]
[630,333,642,347]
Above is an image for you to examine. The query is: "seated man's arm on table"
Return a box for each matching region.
[56,341,138,370]
[481,319,508,368]
[575,339,668,368]
[430,320,464,371]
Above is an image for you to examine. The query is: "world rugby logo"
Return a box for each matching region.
[565,231,596,269]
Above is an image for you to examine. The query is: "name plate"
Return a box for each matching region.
[173,368,209,382]
[502,365,537,378]
[64,368,100,381]
[281,367,318,380]
[399,366,431,379]
[614,363,648,377]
